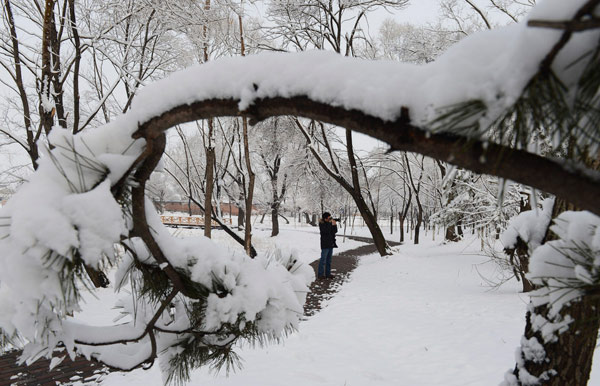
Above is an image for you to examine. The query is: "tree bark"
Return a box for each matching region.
[513,292,600,385]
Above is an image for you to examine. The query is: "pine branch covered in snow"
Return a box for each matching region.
[0,123,313,383]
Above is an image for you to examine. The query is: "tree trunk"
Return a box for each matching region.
[414,201,423,245]
[237,205,244,230]
[353,192,390,256]
[399,211,405,243]
[303,212,311,224]
[512,295,600,385]
[204,120,215,238]
[271,206,279,236]
[445,226,460,242]
[279,213,290,224]
[310,213,317,226]
[242,116,254,256]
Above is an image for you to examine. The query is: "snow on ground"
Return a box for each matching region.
[74,220,600,385]
[91,222,540,386]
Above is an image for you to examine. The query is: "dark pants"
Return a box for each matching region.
[318,248,333,277]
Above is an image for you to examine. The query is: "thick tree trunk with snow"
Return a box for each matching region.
[512,193,600,385]
[512,296,600,385]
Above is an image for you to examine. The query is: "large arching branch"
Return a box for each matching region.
[130,96,600,217]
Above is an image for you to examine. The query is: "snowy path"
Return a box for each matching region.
[304,238,401,317]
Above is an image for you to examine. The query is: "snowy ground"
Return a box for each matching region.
[76,220,600,385]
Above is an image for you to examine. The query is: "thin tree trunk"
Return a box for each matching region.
[237,204,244,230]
[204,121,215,238]
[4,0,39,168]
[40,0,58,136]
[271,207,279,236]
[399,212,404,243]
[414,202,423,245]
[238,12,254,256]
[202,0,215,238]
[242,117,254,256]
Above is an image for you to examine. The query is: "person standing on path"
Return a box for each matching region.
[318,212,338,279]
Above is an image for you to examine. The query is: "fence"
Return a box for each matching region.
[160,216,232,228]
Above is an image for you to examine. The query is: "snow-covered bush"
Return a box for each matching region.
[500,198,554,253]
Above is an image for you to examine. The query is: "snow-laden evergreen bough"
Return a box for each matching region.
[0,124,314,382]
[1,0,600,384]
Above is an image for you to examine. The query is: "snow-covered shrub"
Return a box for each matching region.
[500,198,554,253]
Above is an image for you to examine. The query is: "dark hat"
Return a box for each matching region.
[322,212,331,220]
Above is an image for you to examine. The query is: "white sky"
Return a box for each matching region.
[381,0,441,25]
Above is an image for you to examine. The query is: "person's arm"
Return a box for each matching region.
[332,221,338,234]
